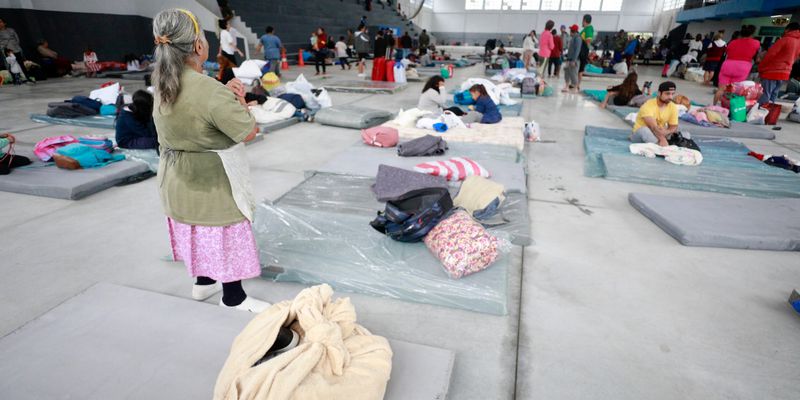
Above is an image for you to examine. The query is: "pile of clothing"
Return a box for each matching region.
[678,104,731,128]
[46,82,123,118]
[34,135,125,169]
[748,151,800,173]
[248,74,331,123]
[369,160,506,279]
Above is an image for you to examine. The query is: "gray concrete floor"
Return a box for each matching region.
[1,62,799,399]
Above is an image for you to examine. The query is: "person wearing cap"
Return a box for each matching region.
[562,24,581,93]
[577,14,594,90]
[631,81,679,147]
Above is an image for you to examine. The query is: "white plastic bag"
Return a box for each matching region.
[232,59,267,80]
[315,88,332,108]
[286,74,319,110]
[747,105,768,125]
[523,121,541,142]
[89,83,120,105]
[393,64,407,83]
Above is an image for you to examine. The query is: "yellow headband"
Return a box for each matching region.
[177,9,200,36]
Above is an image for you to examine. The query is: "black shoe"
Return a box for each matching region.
[252,327,299,367]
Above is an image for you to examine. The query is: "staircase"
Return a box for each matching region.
[228,0,422,62]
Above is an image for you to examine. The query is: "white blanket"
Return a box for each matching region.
[249,97,297,124]
[629,143,703,166]
[385,116,525,151]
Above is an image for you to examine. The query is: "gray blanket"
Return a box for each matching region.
[372,164,449,202]
[398,135,448,157]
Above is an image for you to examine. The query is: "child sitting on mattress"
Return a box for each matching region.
[0,133,32,174]
[115,90,158,150]
[460,84,502,124]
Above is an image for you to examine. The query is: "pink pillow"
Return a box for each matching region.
[424,210,499,279]
[414,157,489,181]
[361,126,399,148]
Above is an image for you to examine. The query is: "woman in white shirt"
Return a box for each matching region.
[218,19,243,66]
[522,30,537,70]
[417,75,464,115]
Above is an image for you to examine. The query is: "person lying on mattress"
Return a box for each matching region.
[460,84,502,125]
[418,75,466,116]
[599,71,651,109]
[115,90,158,150]
[630,81,678,147]
[0,133,32,175]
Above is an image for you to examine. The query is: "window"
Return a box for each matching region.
[424,0,434,8]
[602,0,623,11]
[521,0,539,9]
[663,0,685,10]
[581,0,601,10]
[502,0,521,10]
[484,0,502,9]
[540,0,559,10]
[560,0,579,10]
[465,0,483,9]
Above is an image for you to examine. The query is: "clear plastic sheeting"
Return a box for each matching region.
[584,126,800,198]
[118,148,158,173]
[254,202,512,315]
[315,143,529,193]
[281,172,532,245]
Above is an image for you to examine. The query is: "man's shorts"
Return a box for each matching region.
[358,52,369,62]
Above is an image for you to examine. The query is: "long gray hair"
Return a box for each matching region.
[152,9,202,108]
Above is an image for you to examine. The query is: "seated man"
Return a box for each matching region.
[631,81,678,147]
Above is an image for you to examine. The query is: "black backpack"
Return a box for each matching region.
[46,102,98,119]
[370,188,453,243]
[668,131,701,152]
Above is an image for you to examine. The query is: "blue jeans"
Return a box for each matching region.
[266,58,281,77]
[759,79,782,104]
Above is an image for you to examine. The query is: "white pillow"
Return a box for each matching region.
[89,83,120,105]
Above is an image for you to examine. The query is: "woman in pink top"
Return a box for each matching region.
[714,25,760,104]
[538,20,555,79]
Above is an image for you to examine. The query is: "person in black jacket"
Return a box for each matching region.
[374,30,387,60]
[115,90,158,150]
[400,32,412,59]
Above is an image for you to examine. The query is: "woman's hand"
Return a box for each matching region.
[1,133,14,143]
[225,78,246,98]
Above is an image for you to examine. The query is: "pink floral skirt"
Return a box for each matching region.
[167,217,261,283]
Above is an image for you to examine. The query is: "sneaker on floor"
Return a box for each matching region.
[219,296,272,313]
[253,327,300,366]
[357,73,366,78]
[191,283,221,301]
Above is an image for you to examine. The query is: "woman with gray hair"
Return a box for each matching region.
[151,8,268,313]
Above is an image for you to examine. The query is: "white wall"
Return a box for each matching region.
[426,0,663,35]
[0,0,219,32]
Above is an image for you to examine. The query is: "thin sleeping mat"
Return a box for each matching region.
[629,192,800,251]
[30,113,116,130]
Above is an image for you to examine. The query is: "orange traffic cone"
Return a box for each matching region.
[298,49,305,67]
[281,48,289,70]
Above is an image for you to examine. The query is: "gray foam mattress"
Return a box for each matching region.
[322,80,408,94]
[608,105,776,140]
[0,283,455,400]
[0,159,151,200]
[314,105,393,129]
[30,113,116,130]
[316,144,528,193]
[257,117,299,133]
[629,193,800,251]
